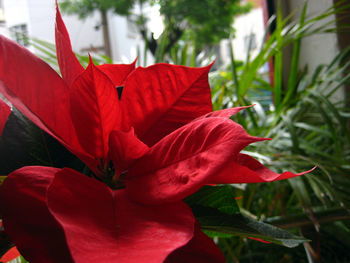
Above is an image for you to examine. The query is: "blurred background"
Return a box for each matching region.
[0,0,350,262]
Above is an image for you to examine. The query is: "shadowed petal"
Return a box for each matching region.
[127,117,266,205]
[0,166,73,263]
[208,153,315,184]
[109,128,149,176]
[165,222,225,263]
[0,98,10,136]
[47,168,195,263]
[121,63,213,146]
[0,35,89,165]
[55,3,84,86]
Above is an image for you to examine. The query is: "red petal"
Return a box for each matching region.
[121,63,213,145]
[127,117,266,205]
[0,35,91,165]
[247,237,272,243]
[70,59,122,160]
[195,105,254,120]
[0,98,10,136]
[98,59,136,87]
[165,222,225,263]
[47,168,195,263]
[0,166,73,263]
[55,3,84,86]
[208,153,315,184]
[0,247,20,262]
[109,128,149,176]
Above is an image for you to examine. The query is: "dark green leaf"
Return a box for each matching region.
[192,205,307,248]
[186,185,239,215]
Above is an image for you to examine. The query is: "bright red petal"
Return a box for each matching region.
[121,63,213,145]
[47,168,195,263]
[55,3,84,86]
[165,222,225,263]
[0,98,10,136]
[70,59,122,160]
[0,246,20,263]
[208,153,315,184]
[127,117,266,205]
[109,128,149,176]
[98,59,136,87]
[0,35,91,164]
[0,166,73,263]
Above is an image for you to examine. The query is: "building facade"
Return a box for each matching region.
[0,0,152,65]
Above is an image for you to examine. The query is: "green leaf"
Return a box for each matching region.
[192,205,307,248]
[282,2,308,107]
[186,185,240,215]
[0,109,84,175]
[0,176,6,186]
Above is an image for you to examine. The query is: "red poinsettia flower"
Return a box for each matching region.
[0,3,313,263]
[0,4,218,262]
[0,5,213,176]
[1,112,309,262]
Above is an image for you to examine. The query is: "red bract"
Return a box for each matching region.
[124,117,267,205]
[0,3,313,263]
[0,167,198,263]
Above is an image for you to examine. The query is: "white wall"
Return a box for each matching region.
[108,5,155,65]
[3,0,29,28]
[220,8,265,64]
[62,11,104,56]
[287,0,339,74]
[285,0,343,102]
[26,0,55,42]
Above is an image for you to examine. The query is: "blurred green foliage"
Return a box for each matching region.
[59,0,251,57]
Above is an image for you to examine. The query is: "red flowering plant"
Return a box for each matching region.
[0,3,313,263]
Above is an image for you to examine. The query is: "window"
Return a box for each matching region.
[9,24,29,47]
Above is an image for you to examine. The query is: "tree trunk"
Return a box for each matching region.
[101,9,112,59]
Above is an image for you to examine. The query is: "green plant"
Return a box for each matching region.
[209,2,350,262]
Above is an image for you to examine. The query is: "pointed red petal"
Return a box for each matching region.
[121,63,213,145]
[109,128,149,176]
[196,105,254,120]
[98,59,136,87]
[55,3,84,86]
[165,222,225,263]
[0,98,10,136]
[127,118,266,205]
[208,153,315,184]
[0,247,20,263]
[70,60,122,160]
[0,35,88,159]
[0,166,74,263]
[47,168,195,263]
